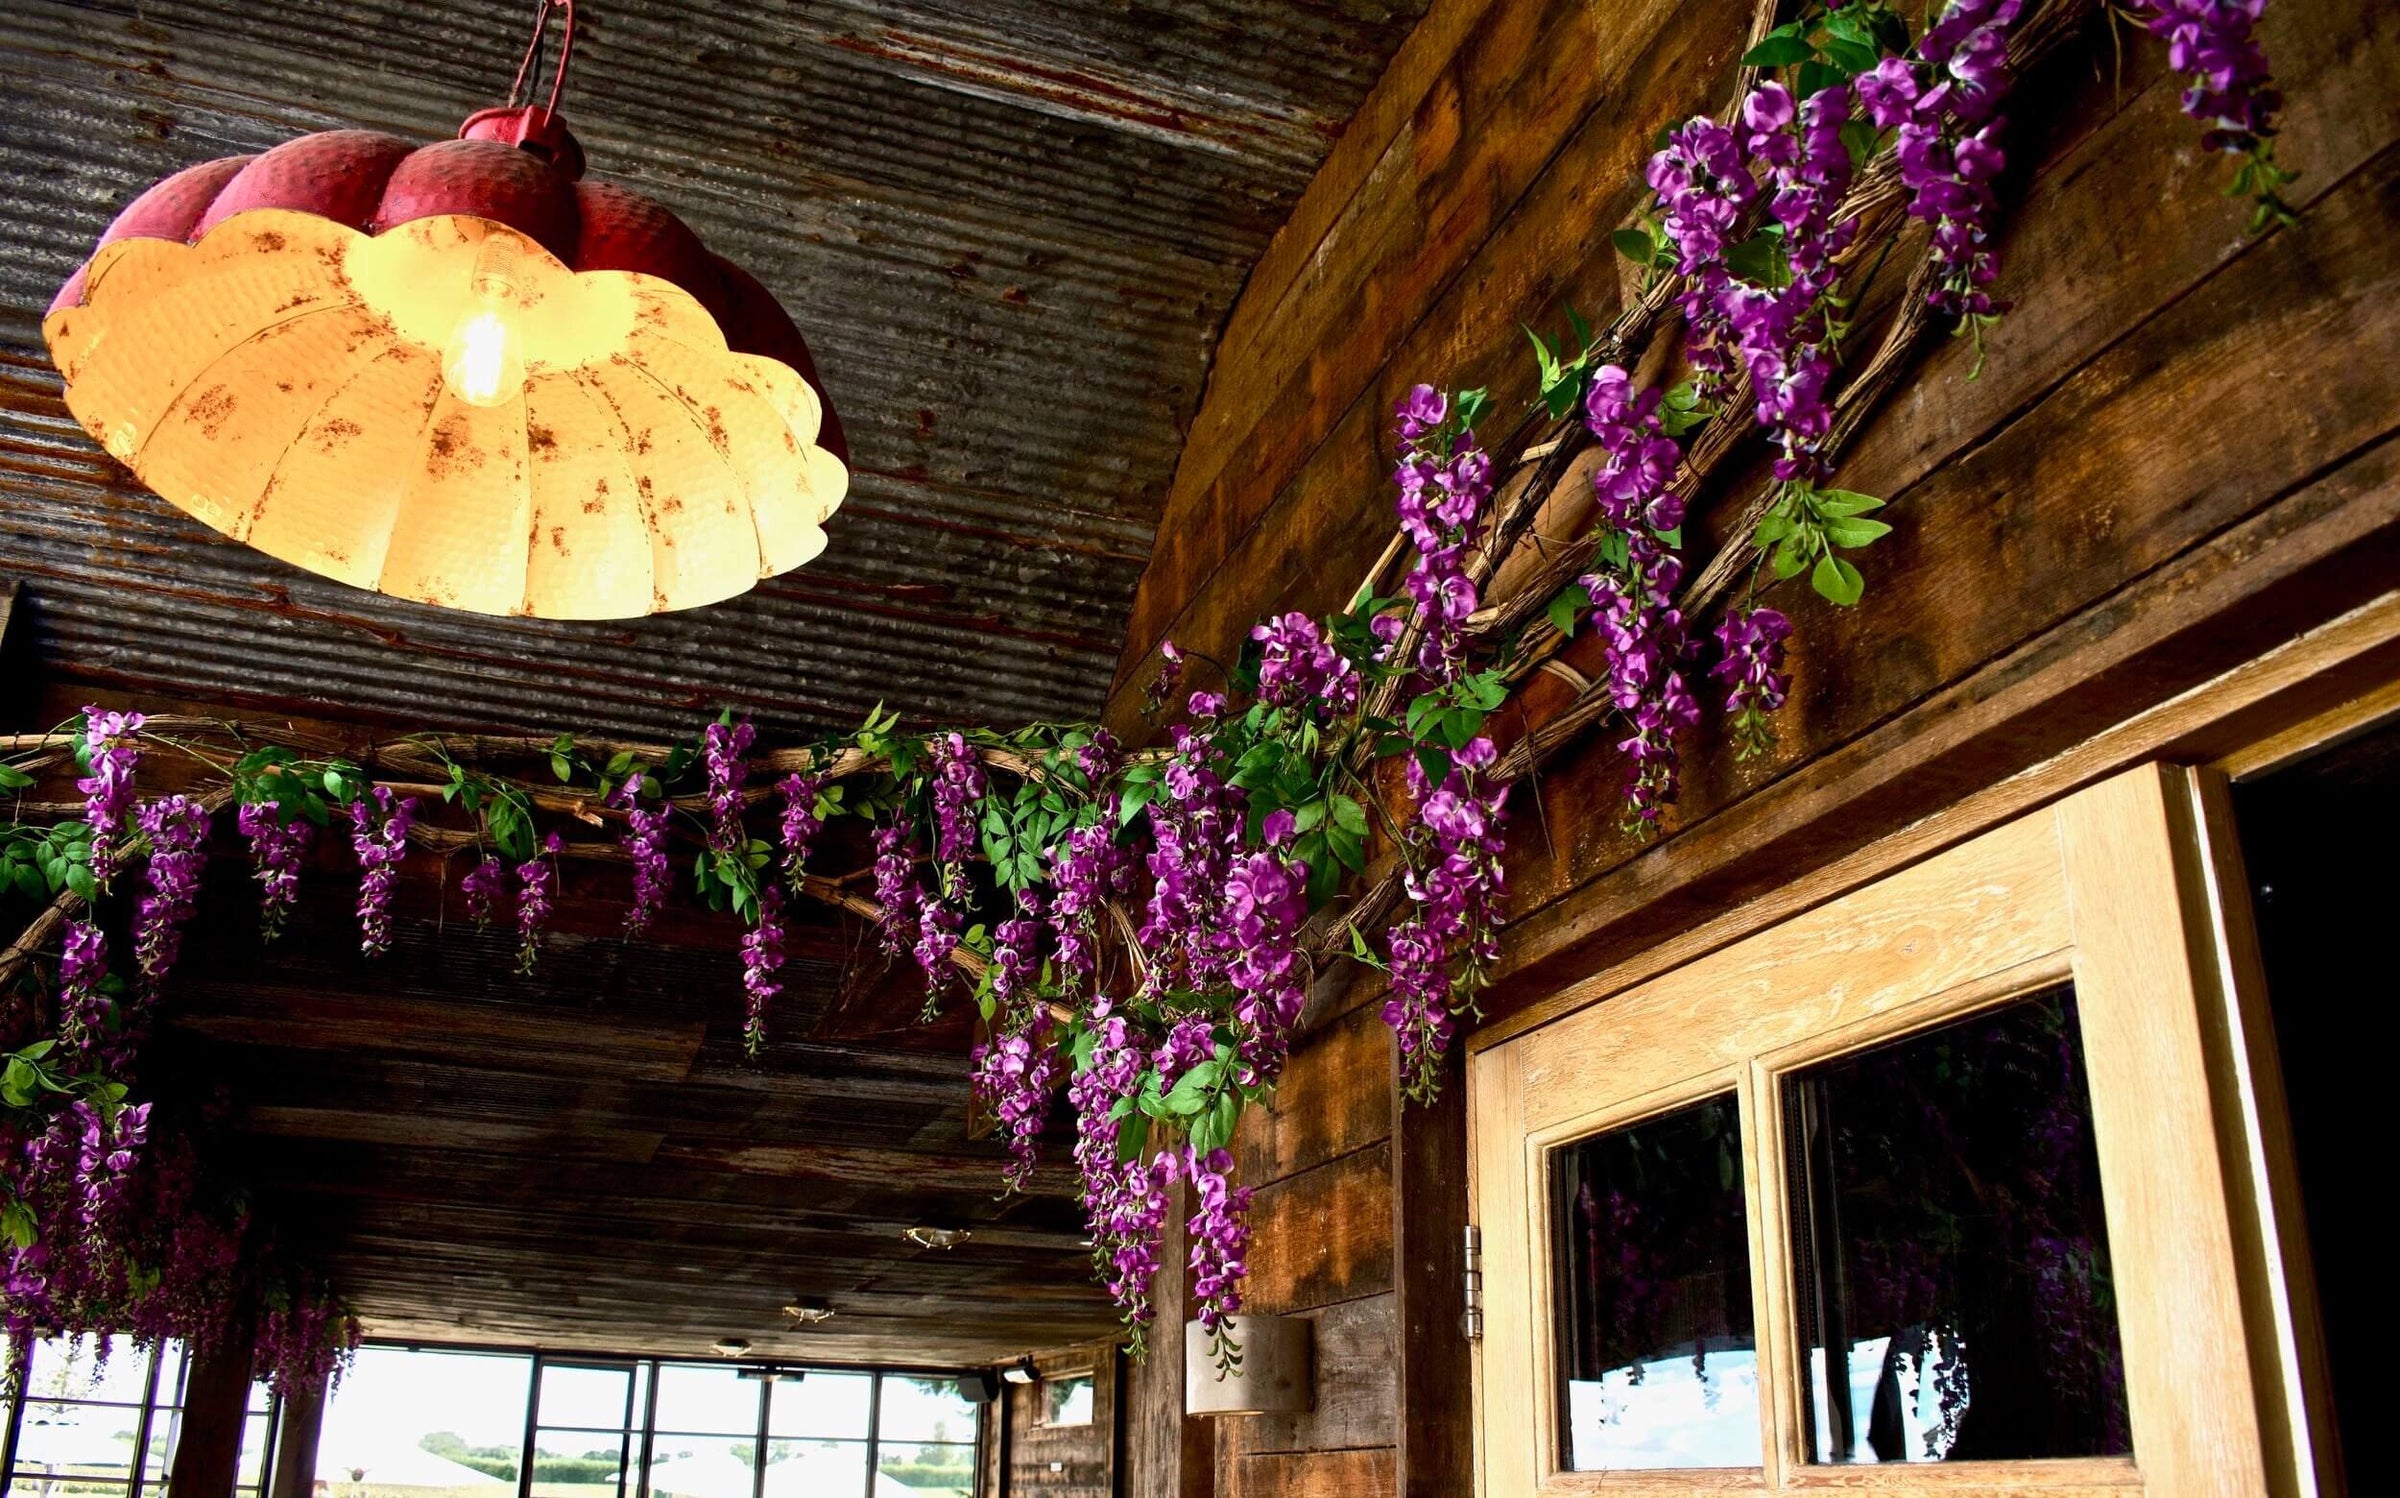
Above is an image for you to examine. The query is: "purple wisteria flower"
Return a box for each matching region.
[1580,366,1701,828]
[1392,388,1496,684]
[77,706,145,889]
[1184,1145,1254,1355]
[777,771,825,883]
[1142,640,1187,716]
[515,832,561,975]
[974,909,1060,1194]
[57,917,115,1068]
[1222,839,1308,1084]
[1860,1,2025,324]
[238,801,312,943]
[133,796,211,993]
[872,818,924,958]
[2135,0,2280,152]
[1251,613,1361,717]
[914,897,962,985]
[460,855,510,927]
[702,715,755,853]
[1713,607,1795,760]
[741,883,787,1055]
[348,787,417,958]
[1141,726,1243,996]
[1068,1014,1175,1335]
[612,772,671,937]
[929,732,987,900]
[1383,738,1509,1101]
[1047,813,1126,993]
[1645,116,1758,398]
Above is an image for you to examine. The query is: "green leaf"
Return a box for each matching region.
[1812,553,1867,606]
[1743,31,1814,66]
[0,765,32,791]
[550,754,573,784]
[1812,489,1886,517]
[1820,36,1880,74]
[1329,795,1370,837]
[1770,536,1810,580]
[1544,584,1587,640]
[65,865,97,903]
[1724,232,1782,285]
[1820,515,1893,549]
[1611,227,1656,266]
[1326,823,1367,876]
[1163,1060,1222,1116]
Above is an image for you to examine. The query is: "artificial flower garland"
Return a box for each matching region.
[1,0,2286,1375]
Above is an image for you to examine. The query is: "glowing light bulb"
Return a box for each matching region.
[441,236,527,408]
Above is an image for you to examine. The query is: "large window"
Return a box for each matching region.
[1471,767,2296,1493]
[315,1346,981,1498]
[1,1335,280,1498]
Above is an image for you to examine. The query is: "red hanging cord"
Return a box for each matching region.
[504,0,577,118]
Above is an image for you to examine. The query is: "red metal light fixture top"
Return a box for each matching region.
[42,0,849,620]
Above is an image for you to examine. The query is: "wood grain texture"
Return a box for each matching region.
[1242,1144,1397,1315]
[1218,1444,1398,1498]
[1216,1293,1398,1458]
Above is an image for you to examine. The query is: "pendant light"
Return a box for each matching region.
[41,0,848,620]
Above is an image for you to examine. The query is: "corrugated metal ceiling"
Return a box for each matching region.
[0,0,1425,736]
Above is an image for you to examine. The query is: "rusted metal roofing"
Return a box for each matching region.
[0,0,1426,736]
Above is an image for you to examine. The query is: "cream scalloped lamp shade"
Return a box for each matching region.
[44,207,846,619]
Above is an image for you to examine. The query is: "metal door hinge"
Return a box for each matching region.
[1462,1223,1484,1341]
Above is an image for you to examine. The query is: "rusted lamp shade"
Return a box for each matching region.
[43,107,848,619]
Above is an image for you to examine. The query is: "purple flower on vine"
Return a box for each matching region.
[1185,1145,1254,1346]
[57,917,115,1067]
[1394,382,1449,441]
[237,802,312,943]
[1141,726,1243,996]
[348,787,416,958]
[515,832,561,974]
[702,715,755,853]
[741,883,787,1056]
[973,953,1060,1194]
[929,732,987,900]
[460,855,509,927]
[1252,612,1361,717]
[914,896,962,984]
[613,772,671,936]
[2135,0,2280,152]
[1384,739,1508,1101]
[1047,814,1124,991]
[1142,641,1187,716]
[777,771,825,883]
[1713,607,1794,760]
[871,819,923,958]
[1222,843,1308,1083]
[1069,1015,1174,1333]
[132,795,211,993]
[77,706,145,889]
[1863,1,2025,324]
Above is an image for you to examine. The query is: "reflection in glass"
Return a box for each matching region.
[650,1364,761,1437]
[317,1345,530,1496]
[1787,987,2130,1464]
[877,1440,977,1497]
[12,1399,143,1482]
[1040,1374,1094,1428]
[876,1375,978,1445]
[766,1372,871,1439]
[760,1438,867,1495]
[1549,1093,1757,1471]
[532,1429,629,1495]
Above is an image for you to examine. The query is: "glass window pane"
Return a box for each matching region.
[534,1428,629,1494]
[1038,1375,1093,1428]
[540,1363,638,1430]
[765,1373,871,1440]
[1549,1092,1758,1471]
[237,1412,274,1486]
[876,1440,975,1497]
[248,1379,276,1415]
[24,1336,155,1405]
[143,1409,182,1482]
[651,1364,760,1437]
[876,1376,978,1445]
[11,1399,143,1482]
[760,1439,865,1498]
[318,1346,532,1496]
[645,1435,761,1498]
[1787,988,2130,1464]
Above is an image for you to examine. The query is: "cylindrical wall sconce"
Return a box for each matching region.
[1185,1314,1313,1415]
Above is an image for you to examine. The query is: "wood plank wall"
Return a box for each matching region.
[1109,0,2400,1495]
[1005,1340,1124,1498]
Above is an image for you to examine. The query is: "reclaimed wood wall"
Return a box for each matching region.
[1004,1340,1124,1498]
[1109,0,2400,1494]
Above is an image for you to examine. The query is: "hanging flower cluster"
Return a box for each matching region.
[740,884,787,1055]
[460,855,510,927]
[871,819,923,960]
[929,733,986,900]
[1392,386,1495,682]
[1067,1014,1176,1338]
[971,901,1060,1190]
[515,833,561,975]
[613,772,672,937]
[1858,0,2024,335]
[132,796,210,992]
[702,716,755,852]
[56,919,115,1069]
[778,772,826,881]
[347,788,416,959]
[2130,0,2294,227]
[1183,1145,1253,1351]
[1046,814,1125,992]
[77,707,144,890]
[255,1276,362,1398]
[1713,607,1796,760]
[235,803,311,943]
[1384,738,1510,1101]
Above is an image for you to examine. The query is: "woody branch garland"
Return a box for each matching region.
[1,0,2285,1375]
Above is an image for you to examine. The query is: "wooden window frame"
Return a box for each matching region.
[1463,683,2400,1498]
